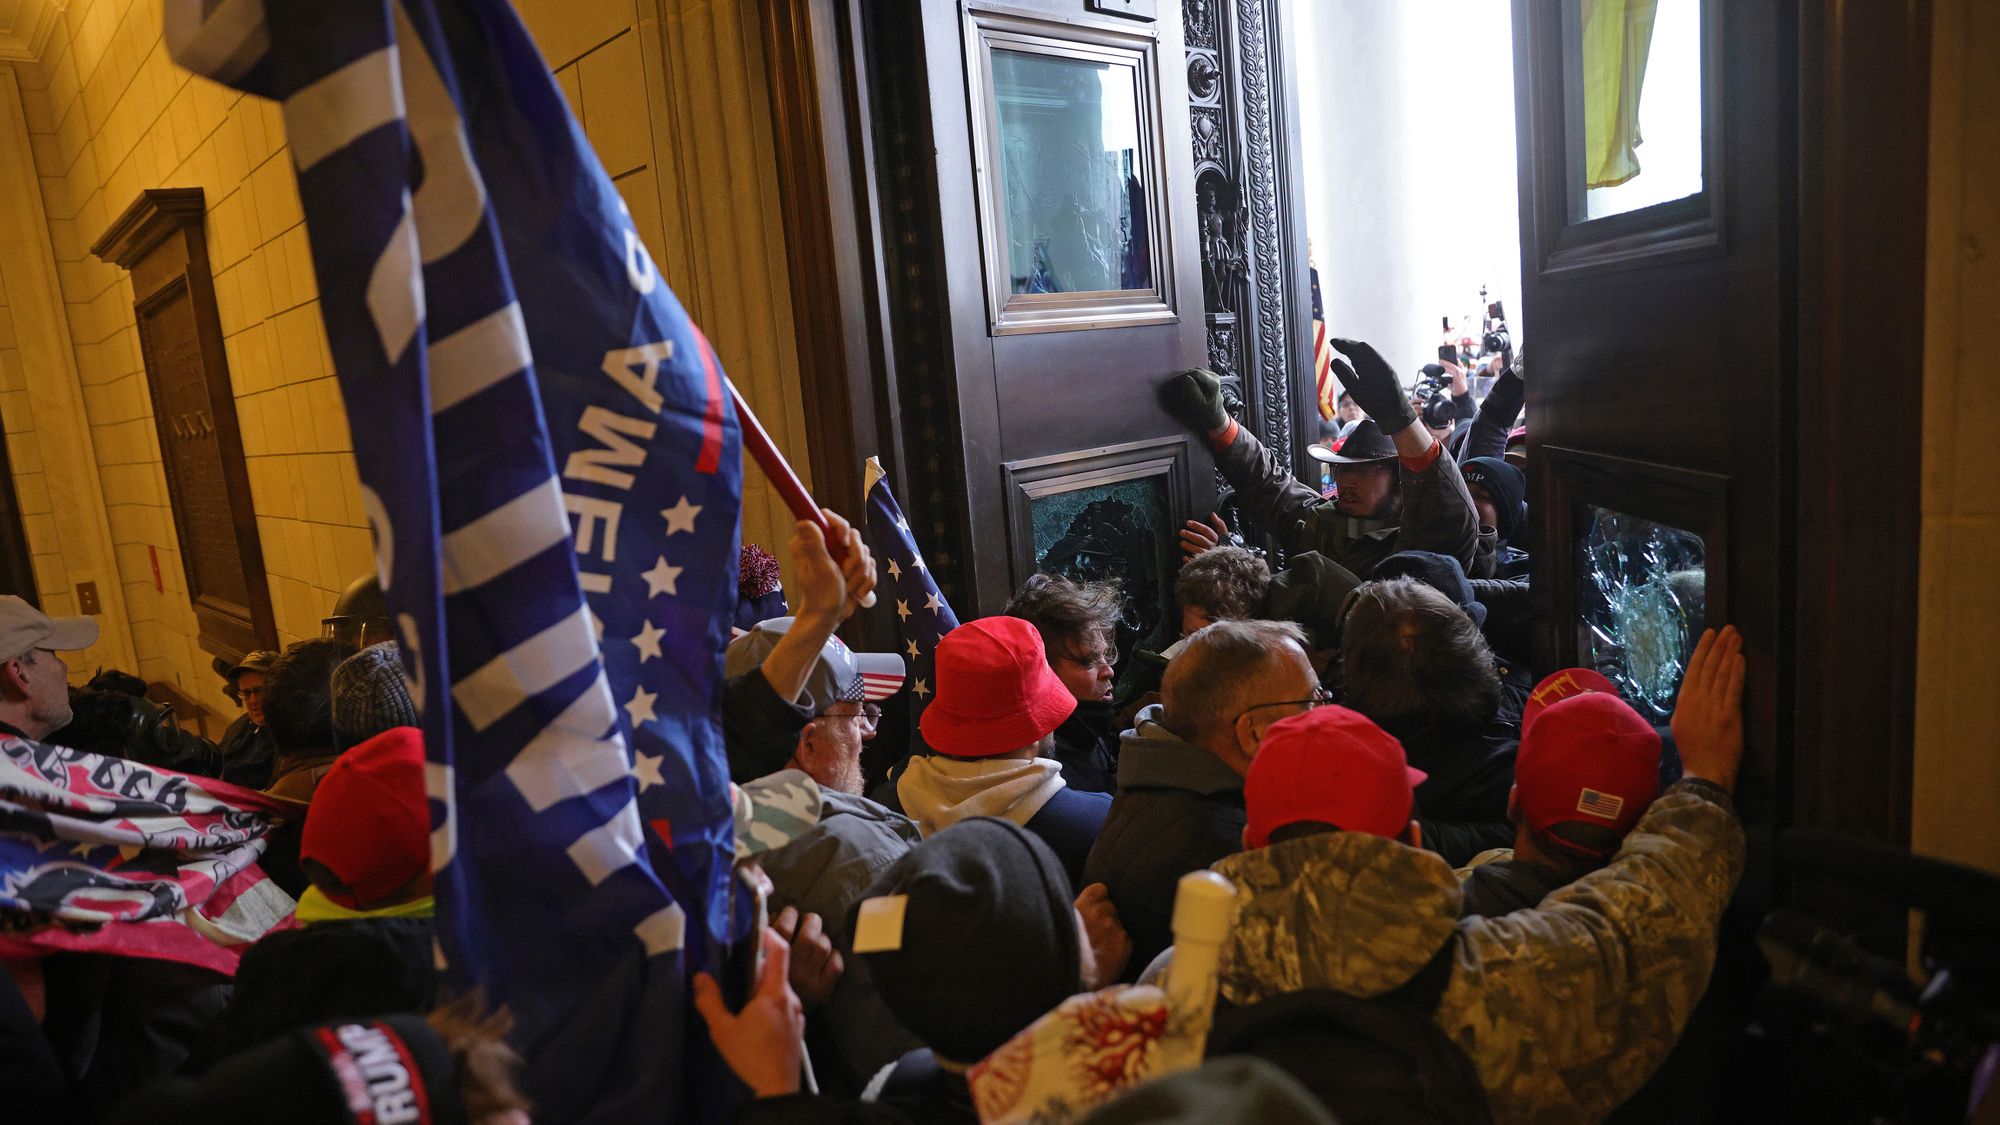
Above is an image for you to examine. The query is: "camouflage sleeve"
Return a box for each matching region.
[1212,426,1327,555]
[1446,781,1747,1124]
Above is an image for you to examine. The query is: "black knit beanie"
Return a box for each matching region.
[1461,457,1527,543]
[853,817,1081,1065]
[111,1014,467,1124]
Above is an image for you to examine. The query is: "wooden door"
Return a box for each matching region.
[873,0,1210,659]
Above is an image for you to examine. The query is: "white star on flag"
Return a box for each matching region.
[886,558,901,581]
[642,557,683,597]
[895,514,909,532]
[633,751,665,791]
[632,619,666,663]
[897,599,911,621]
[625,684,659,726]
[910,555,927,572]
[912,678,930,698]
[924,592,943,613]
[660,496,702,536]
[906,639,920,659]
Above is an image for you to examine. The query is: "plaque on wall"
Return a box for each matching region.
[91,189,277,661]
[1002,436,1191,700]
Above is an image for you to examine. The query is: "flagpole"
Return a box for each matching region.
[728,379,877,608]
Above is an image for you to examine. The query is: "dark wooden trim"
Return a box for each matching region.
[1789,0,1930,847]
[758,0,886,526]
[0,427,38,605]
[92,188,277,662]
[999,434,1193,593]
[1519,0,1728,280]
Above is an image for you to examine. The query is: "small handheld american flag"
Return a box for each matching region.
[862,457,959,711]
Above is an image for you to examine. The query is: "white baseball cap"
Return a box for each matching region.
[0,596,97,661]
[724,616,906,706]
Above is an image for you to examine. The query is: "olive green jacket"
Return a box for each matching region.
[1215,424,1479,576]
[1210,780,1746,1124]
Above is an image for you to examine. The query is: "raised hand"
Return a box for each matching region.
[1328,338,1418,435]
[1159,368,1229,435]
[1670,625,1747,793]
[693,926,805,1099]
[1179,512,1231,560]
[772,905,844,1009]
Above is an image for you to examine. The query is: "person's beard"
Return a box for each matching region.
[822,751,865,796]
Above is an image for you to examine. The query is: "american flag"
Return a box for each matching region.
[1575,788,1628,820]
[863,457,958,710]
[1311,259,1337,422]
[167,2,743,1119]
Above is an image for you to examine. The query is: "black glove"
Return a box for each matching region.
[1328,338,1417,436]
[1159,368,1229,434]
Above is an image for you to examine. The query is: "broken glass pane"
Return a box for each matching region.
[992,48,1152,295]
[1577,506,1706,721]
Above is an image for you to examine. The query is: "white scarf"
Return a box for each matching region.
[895,755,1068,837]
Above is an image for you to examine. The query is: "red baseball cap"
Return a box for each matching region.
[1516,671,1661,857]
[301,727,429,909]
[1242,706,1428,848]
[920,617,1077,758]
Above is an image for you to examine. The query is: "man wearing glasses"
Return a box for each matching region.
[0,595,99,743]
[1082,618,1322,979]
[719,515,928,1096]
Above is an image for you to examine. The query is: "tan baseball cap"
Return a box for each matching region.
[0,595,99,661]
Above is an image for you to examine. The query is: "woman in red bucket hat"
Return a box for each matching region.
[896,617,1112,891]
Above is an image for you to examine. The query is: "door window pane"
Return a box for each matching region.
[1577,505,1706,720]
[992,48,1153,295]
[1579,0,1704,219]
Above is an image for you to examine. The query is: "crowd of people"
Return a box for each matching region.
[0,337,1750,1123]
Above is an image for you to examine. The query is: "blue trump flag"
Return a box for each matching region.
[168,1,744,1119]
[862,457,959,711]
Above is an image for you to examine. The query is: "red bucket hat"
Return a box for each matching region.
[919,617,1077,758]
[1243,706,1427,848]
[300,727,429,909]
[1516,669,1662,857]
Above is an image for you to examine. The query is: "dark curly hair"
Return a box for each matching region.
[263,638,358,754]
[1003,573,1123,664]
[1175,546,1271,622]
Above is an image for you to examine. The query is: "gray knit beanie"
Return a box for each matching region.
[329,642,419,752]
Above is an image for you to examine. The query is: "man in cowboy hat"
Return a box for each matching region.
[1162,338,1479,579]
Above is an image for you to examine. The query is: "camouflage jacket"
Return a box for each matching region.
[1214,423,1479,576]
[1209,780,1746,1124]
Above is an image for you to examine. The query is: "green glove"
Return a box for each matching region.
[1328,338,1417,435]
[1159,368,1229,434]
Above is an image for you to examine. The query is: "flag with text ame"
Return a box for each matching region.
[167,1,744,1118]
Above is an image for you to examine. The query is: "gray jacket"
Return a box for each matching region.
[758,788,924,1093]
[1211,780,1746,1124]
[1216,424,1479,577]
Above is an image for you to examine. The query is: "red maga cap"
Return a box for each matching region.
[1243,706,1427,848]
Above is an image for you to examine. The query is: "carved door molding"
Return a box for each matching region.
[1182,0,1313,530]
[92,188,278,661]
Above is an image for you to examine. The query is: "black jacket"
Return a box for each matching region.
[1464,369,1523,466]
[1081,707,1246,978]
[1049,701,1119,794]
[1457,854,1575,919]
[194,917,437,1068]
[1397,721,1518,868]
[212,715,276,790]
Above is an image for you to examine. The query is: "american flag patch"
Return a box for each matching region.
[859,672,905,701]
[1576,788,1626,820]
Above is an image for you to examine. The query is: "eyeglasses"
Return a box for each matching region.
[1230,685,1333,726]
[1061,649,1119,672]
[818,702,882,735]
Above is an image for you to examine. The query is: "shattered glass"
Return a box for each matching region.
[1578,506,1706,722]
[992,48,1152,295]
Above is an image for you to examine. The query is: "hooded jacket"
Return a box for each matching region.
[1081,705,1246,977]
[759,788,925,1097]
[1209,780,1746,1125]
[895,755,1110,891]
